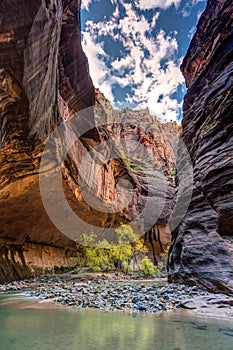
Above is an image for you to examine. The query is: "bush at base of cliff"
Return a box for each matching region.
[74,224,148,274]
[139,257,158,276]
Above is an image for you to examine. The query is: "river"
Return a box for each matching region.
[0,293,232,350]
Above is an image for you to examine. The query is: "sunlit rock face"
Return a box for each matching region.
[0,0,93,281]
[168,0,233,295]
[94,89,180,263]
[0,0,180,281]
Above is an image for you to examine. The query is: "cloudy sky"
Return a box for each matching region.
[81,0,207,122]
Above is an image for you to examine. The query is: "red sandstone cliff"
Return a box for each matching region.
[0,0,179,281]
[0,0,94,280]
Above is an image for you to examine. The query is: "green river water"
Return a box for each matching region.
[0,293,232,350]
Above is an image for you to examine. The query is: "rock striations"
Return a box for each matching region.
[0,1,179,281]
[0,0,95,281]
[94,89,180,263]
[168,0,233,295]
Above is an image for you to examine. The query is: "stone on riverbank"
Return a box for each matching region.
[0,274,208,314]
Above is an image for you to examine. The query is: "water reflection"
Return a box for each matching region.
[0,294,232,350]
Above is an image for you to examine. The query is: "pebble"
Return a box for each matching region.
[0,274,208,314]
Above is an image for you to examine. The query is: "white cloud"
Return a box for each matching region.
[181,0,206,18]
[192,0,205,5]
[197,9,203,21]
[136,0,182,10]
[181,5,192,18]
[188,26,196,40]
[82,1,184,122]
[111,56,134,71]
[82,31,114,101]
[151,13,160,28]
[81,0,93,10]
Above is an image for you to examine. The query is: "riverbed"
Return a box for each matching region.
[0,274,208,314]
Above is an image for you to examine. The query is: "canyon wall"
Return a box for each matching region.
[0,0,94,281]
[0,0,179,281]
[94,89,180,263]
[168,0,233,295]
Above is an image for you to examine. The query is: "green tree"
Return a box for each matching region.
[110,224,148,273]
[77,233,111,273]
[140,257,157,276]
[75,224,149,274]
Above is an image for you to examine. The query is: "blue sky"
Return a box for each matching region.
[81,0,207,122]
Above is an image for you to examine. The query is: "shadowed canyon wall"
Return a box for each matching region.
[168,0,233,295]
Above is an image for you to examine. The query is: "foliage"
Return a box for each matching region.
[54,265,74,274]
[110,223,148,273]
[75,224,149,274]
[78,233,111,273]
[119,149,131,165]
[170,168,176,176]
[139,257,157,276]
[129,162,142,172]
[119,149,142,173]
